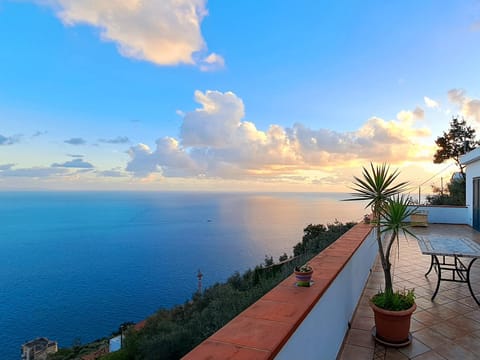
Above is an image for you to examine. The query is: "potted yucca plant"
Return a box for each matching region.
[346,163,418,346]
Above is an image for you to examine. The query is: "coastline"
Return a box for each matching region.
[0,191,365,359]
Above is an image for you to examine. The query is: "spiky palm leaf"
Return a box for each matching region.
[345,163,409,215]
[380,194,418,239]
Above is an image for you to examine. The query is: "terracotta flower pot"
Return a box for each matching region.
[294,269,313,287]
[370,301,417,346]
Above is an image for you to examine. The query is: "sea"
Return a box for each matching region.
[0,191,366,359]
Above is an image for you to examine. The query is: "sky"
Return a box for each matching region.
[1,0,480,193]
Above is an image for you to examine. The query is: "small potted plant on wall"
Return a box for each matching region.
[294,263,313,287]
[346,163,418,346]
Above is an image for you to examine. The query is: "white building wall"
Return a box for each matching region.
[109,335,122,352]
[274,229,377,360]
[460,147,480,227]
[409,205,468,224]
[464,160,480,226]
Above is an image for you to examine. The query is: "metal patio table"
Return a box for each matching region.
[417,236,480,306]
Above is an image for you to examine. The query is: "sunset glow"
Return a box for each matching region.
[1,1,480,192]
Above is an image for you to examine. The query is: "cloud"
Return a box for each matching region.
[199,53,225,72]
[0,167,69,178]
[52,158,94,168]
[99,136,130,144]
[0,133,20,145]
[67,154,84,158]
[40,0,223,69]
[126,138,198,177]
[347,112,431,162]
[447,88,480,123]
[181,90,246,147]
[64,137,87,145]
[424,96,439,109]
[412,107,425,119]
[126,144,161,177]
[448,88,466,106]
[126,90,432,179]
[32,131,47,137]
[294,109,430,165]
[0,163,15,171]
[466,100,480,122]
[97,170,126,177]
[0,163,95,179]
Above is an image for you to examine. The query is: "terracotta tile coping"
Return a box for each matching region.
[182,223,373,360]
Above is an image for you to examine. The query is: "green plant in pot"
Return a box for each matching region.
[294,263,313,287]
[346,163,418,346]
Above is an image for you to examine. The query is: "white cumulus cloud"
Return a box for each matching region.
[424,96,439,109]
[181,90,246,147]
[126,90,432,180]
[126,139,198,177]
[39,0,224,69]
[126,143,160,177]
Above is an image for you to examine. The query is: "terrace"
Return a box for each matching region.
[183,209,480,360]
[340,223,480,360]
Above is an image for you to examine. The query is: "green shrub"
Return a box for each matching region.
[371,289,415,311]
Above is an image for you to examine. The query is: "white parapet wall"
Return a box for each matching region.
[274,228,377,360]
[408,205,468,225]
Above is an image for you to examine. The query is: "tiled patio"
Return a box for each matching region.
[339,224,480,360]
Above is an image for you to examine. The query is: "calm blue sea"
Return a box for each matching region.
[0,191,365,359]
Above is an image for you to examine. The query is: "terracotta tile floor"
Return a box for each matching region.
[338,224,480,360]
